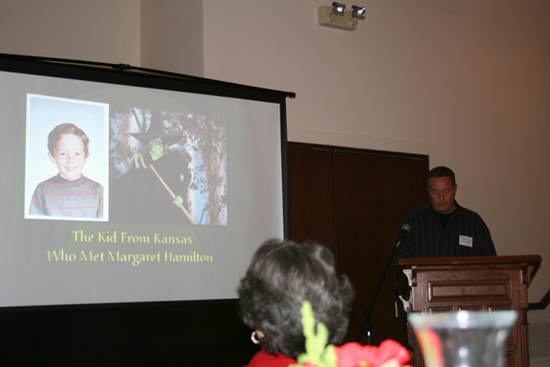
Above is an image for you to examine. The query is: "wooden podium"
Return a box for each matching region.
[399,255,541,367]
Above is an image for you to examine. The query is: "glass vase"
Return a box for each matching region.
[408,310,517,367]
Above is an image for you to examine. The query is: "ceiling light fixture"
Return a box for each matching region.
[318,3,366,31]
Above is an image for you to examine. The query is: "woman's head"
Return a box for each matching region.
[238,239,353,359]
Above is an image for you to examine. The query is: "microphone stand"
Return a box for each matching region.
[356,239,400,345]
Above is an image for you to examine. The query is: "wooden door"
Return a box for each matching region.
[288,142,429,346]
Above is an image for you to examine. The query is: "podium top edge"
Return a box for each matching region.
[398,255,542,268]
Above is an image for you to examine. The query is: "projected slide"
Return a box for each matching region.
[0,59,286,308]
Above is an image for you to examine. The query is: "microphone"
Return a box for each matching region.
[395,224,410,248]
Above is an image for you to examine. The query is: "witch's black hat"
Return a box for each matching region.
[130,110,182,146]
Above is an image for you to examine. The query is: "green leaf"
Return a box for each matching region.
[291,301,338,367]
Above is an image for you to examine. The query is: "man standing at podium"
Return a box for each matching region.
[395,166,496,262]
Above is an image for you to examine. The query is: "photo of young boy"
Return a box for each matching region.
[29,123,104,218]
[25,94,109,221]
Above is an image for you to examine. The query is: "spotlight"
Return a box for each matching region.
[318,3,366,31]
[331,2,346,17]
[351,5,366,20]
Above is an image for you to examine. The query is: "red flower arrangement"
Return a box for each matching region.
[291,301,411,367]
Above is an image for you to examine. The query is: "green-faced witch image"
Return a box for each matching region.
[110,110,194,225]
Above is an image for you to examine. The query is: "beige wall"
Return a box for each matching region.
[141,0,203,76]
[1,0,549,319]
[202,1,550,321]
[0,0,140,64]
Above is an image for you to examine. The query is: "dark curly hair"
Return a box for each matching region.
[237,239,354,359]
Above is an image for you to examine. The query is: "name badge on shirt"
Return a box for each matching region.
[459,235,473,248]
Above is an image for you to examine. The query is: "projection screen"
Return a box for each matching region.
[0,54,292,308]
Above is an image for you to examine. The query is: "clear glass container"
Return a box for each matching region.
[408,310,517,367]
